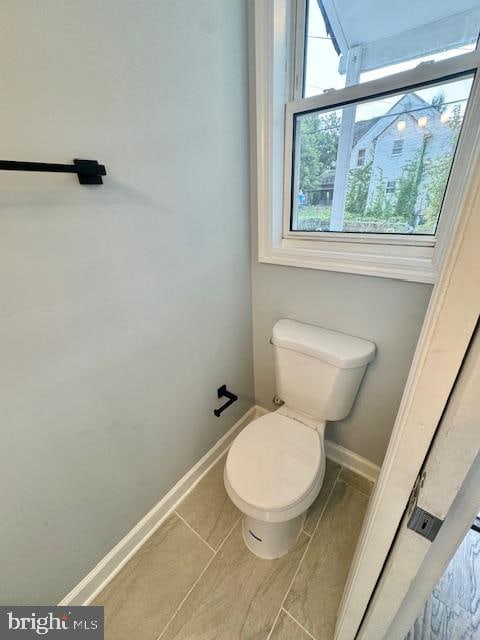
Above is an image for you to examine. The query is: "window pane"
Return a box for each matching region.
[304,0,480,98]
[291,74,474,235]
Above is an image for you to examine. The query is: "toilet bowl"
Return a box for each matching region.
[224,319,376,559]
[225,408,326,558]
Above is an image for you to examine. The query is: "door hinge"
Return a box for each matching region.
[407,471,443,542]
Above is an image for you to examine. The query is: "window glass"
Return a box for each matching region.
[392,140,404,156]
[304,1,344,96]
[291,74,474,235]
[386,180,396,194]
[304,0,480,98]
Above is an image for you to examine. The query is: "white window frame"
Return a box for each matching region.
[252,0,480,283]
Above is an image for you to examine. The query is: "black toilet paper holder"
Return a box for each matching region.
[214,385,238,417]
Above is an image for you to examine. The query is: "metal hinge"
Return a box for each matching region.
[407,471,444,542]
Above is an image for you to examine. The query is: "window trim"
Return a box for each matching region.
[252,0,480,283]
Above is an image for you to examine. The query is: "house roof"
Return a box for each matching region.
[353,118,379,146]
[352,93,436,148]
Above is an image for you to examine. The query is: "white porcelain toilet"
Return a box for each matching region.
[224,319,376,559]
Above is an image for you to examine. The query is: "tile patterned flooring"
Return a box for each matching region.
[405,528,480,640]
[94,454,373,640]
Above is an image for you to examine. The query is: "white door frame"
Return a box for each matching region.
[363,330,480,638]
[334,82,480,639]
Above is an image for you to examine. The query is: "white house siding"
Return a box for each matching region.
[348,93,456,215]
[367,112,429,206]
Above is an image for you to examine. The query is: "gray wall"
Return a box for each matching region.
[0,0,253,604]
[252,264,432,466]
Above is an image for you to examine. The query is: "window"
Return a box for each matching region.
[386,180,396,195]
[253,1,480,282]
[392,140,404,156]
[289,75,473,235]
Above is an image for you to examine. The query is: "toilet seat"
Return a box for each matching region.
[225,412,325,523]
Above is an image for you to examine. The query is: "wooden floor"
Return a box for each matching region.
[405,529,480,640]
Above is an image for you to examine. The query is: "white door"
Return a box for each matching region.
[358,326,480,638]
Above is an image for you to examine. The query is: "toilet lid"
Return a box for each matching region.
[225,413,321,512]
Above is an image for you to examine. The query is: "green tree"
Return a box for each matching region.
[421,153,451,231]
[366,168,390,219]
[394,146,427,227]
[298,112,340,192]
[421,103,463,230]
[448,103,463,141]
[345,161,372,216]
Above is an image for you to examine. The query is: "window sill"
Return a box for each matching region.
[258,235,437,283]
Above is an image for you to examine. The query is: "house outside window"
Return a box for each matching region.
[253,0,480,283]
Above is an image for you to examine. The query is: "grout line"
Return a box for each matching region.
[156,515,242,640]
[266,466,342,640]
[281,608,318,640]
[174,511,216,554]
[336,474,373,499]
[301,528,312,538]
[266,599,284,638]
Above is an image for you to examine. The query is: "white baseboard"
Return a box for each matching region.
[324,440,380,483]
[255,405,380,482]
[59,403,380,605]
[58,406,257,606]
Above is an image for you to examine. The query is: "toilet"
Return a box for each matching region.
[224,319,376,559]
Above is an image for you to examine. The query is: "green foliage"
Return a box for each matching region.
[345,162,371,217]
[448,104,462,142]
[394,151,424,226]
[366,169,395,219]
[419,108,463,231]
[420,153,451,231]
[298,112,340,191]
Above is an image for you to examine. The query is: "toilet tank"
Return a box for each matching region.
[272,319,376,421]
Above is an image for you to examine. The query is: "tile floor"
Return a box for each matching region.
[405,527,480,639]
[94,453,373,640]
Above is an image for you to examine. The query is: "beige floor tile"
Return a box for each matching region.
[269,610,313,640]
[94,514,213,640]
[176,453,240,549]
[161,521,309,640]
[304,458,341,535]
[284,480,368,640]
[339,467,374,496]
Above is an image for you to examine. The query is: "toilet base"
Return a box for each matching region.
[242,513,306,559]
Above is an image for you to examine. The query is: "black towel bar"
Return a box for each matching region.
[0,158,107,185]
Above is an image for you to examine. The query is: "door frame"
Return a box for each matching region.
[334,77,480,639]
[361,329,480,638]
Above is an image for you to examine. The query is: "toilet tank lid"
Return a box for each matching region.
[272,319,376,369]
